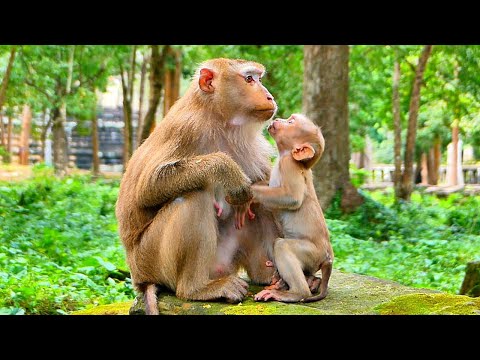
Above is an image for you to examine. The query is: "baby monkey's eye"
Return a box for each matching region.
[245,75,254,83]
[288,119,295,124]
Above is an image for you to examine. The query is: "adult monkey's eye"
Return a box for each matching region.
[245,75,254,83]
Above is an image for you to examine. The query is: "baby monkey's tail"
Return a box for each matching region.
[300,260,332,303]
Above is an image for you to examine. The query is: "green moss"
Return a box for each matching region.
[375,293,480,315]
[72,302,132,315]
[221,302,321,315]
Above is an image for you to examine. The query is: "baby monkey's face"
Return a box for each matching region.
[267,114,322,153]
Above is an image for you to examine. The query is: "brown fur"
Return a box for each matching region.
[250,114,334,303]
[115,58,280,314]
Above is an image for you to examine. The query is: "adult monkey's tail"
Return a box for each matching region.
[140,283,159,315]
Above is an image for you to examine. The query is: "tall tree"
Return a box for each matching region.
[427,138,441,184]
[91,99,100,177]
[0,46,17,112]
[1,113,13,163]
[18,45,111,173]
[19,105,32,165]
[138,45,168,144]
[118,45,137,169]
[449,119,460,185]
[136,52,148,148]
[303,45,363,211]
[52,45,75,176]
[392,49,403,198]
[447,61,461,186]
[398,45,433,201]
[6,115,12,156]
[163,47,182,116]
[38,108,49,162]
[0,46,17,151]
[0,111,5,148]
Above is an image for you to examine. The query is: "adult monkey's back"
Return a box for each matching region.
[116,58,280,315]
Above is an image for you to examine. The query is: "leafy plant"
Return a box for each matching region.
[0,169,133,314]
[1,169,479,313]
[349,164,370,188]
[327,189,480,293]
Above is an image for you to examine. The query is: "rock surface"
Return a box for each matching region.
[72,269,480,315]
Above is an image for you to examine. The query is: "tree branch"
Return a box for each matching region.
[72,65,107,94]
[24,79,54,102]
[404,59,417,74]
[118,60,128,99]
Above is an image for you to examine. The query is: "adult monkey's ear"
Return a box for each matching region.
[292,143,315,162]
[199,68,215,93]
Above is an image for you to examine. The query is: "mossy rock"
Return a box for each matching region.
[375,293,480,315]
[71,270,479,315]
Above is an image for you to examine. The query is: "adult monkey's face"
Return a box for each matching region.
[198,58,277,123]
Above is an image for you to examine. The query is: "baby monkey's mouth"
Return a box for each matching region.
[267,121,277,132]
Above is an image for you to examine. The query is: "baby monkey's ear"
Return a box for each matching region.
[292,143,315,162]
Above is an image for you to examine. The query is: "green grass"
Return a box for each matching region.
[0,165,479,314]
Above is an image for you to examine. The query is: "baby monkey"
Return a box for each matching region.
[239,114,334,303]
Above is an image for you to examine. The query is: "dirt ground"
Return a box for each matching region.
[0,164,33,182]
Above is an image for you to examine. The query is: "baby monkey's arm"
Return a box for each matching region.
[251,159,305,211]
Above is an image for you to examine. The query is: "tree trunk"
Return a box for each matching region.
[420,152,429,185]
[119,65,132,170]
[53,46,75,176]
[3,115,13,164]
[128,46,137,107]
[0,46,17,112]
[0,47,17,151]
[128,46,136,150]
[450,120,459,186]
[52,107,68,176]
[303,45,363,211]
[6,115,12,151]
[19,105,32,165]
[399,45,433,201]
[392,55,403,199]
[140,45,168,143]
[163,47,182,116]
[119,46,137,169]
[432,137,441,184]
[414,156,422,184]
[136,54,148,148]
[459,261,480,297]
[40,110,52,164]
[92,101,100,177]
[0,111,5,147]
[121,95,132,169]
[427,137,441,185]
[39,108,47,162]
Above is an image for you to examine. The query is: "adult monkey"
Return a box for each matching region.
[116,58,280,315]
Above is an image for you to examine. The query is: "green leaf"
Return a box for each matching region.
[94,256,117,272]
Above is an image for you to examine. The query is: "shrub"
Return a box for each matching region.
[0,169,133,314]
